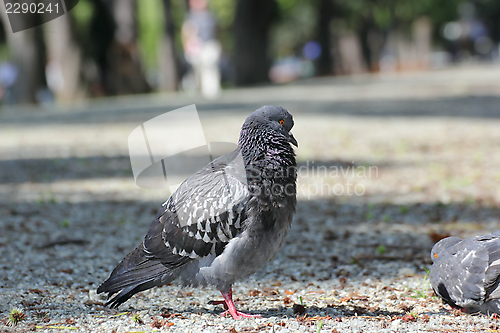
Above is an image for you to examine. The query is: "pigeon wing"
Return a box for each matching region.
[480,232,500,301]
[454,242,489,306]
[144,150,249,263]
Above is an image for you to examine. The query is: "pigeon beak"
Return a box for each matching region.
[288,132,298,147]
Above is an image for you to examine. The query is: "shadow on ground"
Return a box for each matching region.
[0,156,408,184]
[1,197,498,287]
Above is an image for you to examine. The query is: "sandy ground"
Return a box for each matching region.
[1,64,500,332]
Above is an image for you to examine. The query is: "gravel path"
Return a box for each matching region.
[1,65,500,332]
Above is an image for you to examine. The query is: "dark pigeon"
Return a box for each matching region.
[430,231,500,314]
[97,106,298,319]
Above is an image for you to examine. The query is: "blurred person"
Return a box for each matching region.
[442,3,492,63]
[181,0,221,99]
[457,3,492,60]
[0,61,18,104]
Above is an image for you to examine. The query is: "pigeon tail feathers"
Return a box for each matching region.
[97,243,176,308]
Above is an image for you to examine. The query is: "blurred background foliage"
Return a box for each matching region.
[0,0,498,104]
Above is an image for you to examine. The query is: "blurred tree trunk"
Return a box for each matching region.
[158,0,178,91]
[107,0,150,95]
[316,0,334,76]
[44,13,85,103]
[0,7,45,104]
[358,18,384,72]
[233,0,278,86]
[359,20,373,71]
[89,0,115,96]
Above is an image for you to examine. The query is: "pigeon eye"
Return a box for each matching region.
[279,119,285,126]
[434,253,438,258]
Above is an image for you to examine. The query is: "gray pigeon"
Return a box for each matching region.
[97,106,298,319]
[430,231,500,314]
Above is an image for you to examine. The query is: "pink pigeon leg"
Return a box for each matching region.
[219,288,261,319]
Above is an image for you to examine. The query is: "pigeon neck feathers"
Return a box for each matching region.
[237,106,297,224]
[237,106,297,169]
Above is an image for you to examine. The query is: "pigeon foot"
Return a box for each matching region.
[220,288,260,320]
[220,310,261,319]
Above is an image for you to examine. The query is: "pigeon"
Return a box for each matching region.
[97,105,298,319]
[430,231,500,314]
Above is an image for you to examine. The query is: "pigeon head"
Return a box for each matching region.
[430,236,462,263]
[240,105,298,148]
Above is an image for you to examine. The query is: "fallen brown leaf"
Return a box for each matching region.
[262,287,279,296]
[429,231,451,243]
[402,314,417,322]
[249,290,261,296]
